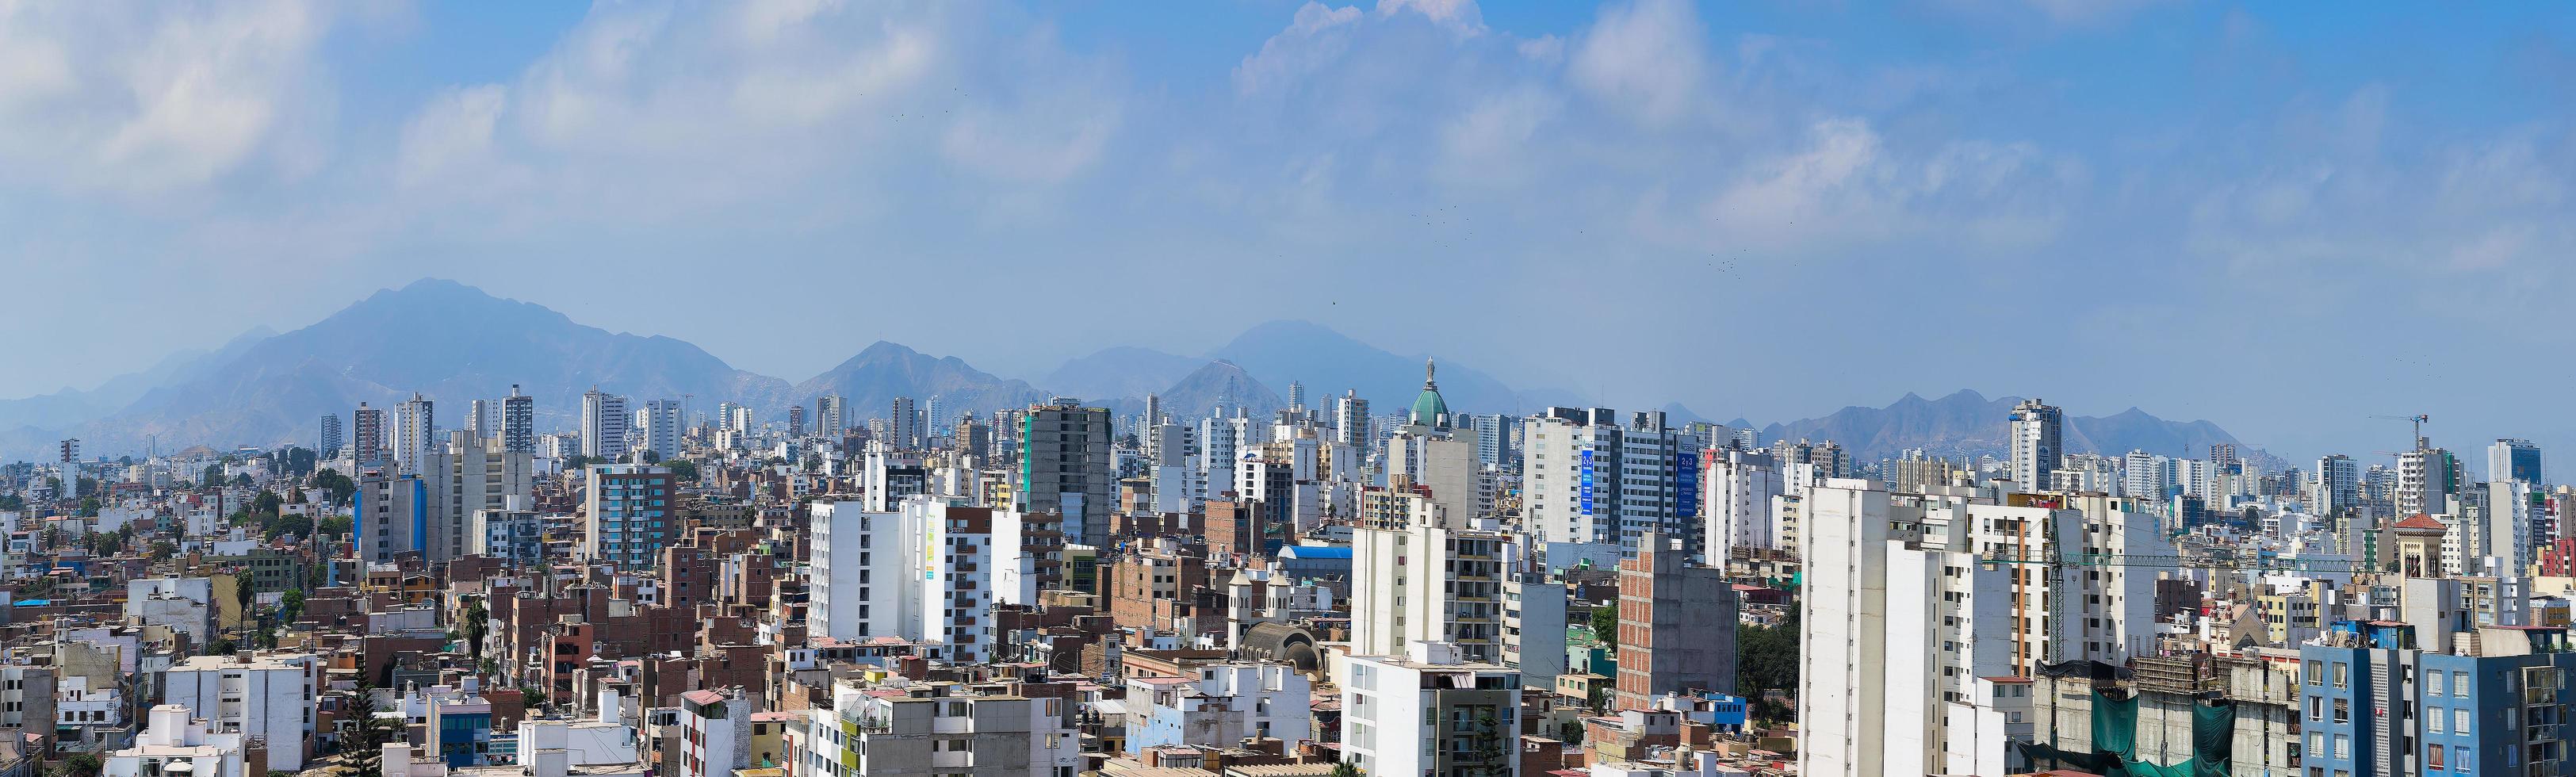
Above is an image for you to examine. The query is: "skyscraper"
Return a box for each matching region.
[580,388,630,460]
[353,402,386,466]
[1520,407,1699,549]
[2313,454,2361,516]
[2398,445,2462,517]
[890,396,920,450]
[320,414,343,457]
[922,395,944,442]
[581,464,674,569]
[464,398,496,438]
[2491,438,2542,484]
[2008,398,2062,489]
[1333,390,1370,450]
[1014,400,1113,546]
[817,394,845,435]
[637,399,684,458]
[501,385,534,453]
[787,405,805,437]
[394,393,435,474]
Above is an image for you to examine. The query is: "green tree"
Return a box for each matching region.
[266,515,314,542]
[202,464,225,485]
[48,752,101,777]
[310,469,356,503]
[281,588,306,623]
[318,515,353,539]
[228,473,254,490]
[463,599,490,660]
[251,489,283,516]
[148,541,176,561]
[0,493,21,511]
[346,679,400,777]
[283,446,318,476]
[667,459,699,482]
[1590,605,1619,653]
[76,496,100,517]
[1734,611,1801,722]
[1329,763,1362,777]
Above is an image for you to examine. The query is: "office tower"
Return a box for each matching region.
[422,431,533,563]
[1519,407,1699,549]
[807,500,1009,663]
[889,396,919,450]
[580,464,674,569]
[2008,398,2062,488]
[816,394,845,435]
[1338,642,1520,777]
[319,414,343,457]
[463,398,496,438]
[1333,390,1370,449]
[2492,438,2543,484]
[1015,400,1114,547]
[637,399,684,458]
[787,405,805,437]
[1801,479,2168,776]
[357,469,429,563]
[352,403,386,465]
[1703,447,1783,563]
[922,395,944,441]
[2314,454,2362,516]
[501,385,534,453]
[1351,516,1511,663]
[1613,533,1736,710]
[580,388,630,460]
[2399,445,2463,517]
[716,402,742,433]
[393,393,435,474]
[1284,381,1305,413]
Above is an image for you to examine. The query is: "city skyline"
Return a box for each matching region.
[5,2,2576,460]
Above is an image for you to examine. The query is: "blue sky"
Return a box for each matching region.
[3,1,2575,466]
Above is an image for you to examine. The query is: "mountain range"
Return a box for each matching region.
[0,279,2256,464]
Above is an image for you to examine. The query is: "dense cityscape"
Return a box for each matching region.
[10,3,2575,777]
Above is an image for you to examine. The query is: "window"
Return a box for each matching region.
[2333,663,2348,689]
[2331,734,2348,760]
[2454,746,2470,773]
[2454,671,2471,697]
[2428,746,2444,771]
[2428,706,2444,733]
[2455,708,2470,734]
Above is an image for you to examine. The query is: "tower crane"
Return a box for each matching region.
[2371,413,2430,450]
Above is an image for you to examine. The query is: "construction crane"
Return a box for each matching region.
[2371,413,2430,450]
[1976,549,2370,575]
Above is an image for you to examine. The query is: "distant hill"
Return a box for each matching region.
[1752,389,2241,463]
[1208,320,1537,415]
[1154,361,1284,419]
[789,341,1049,427]
[1041,346,1204,406]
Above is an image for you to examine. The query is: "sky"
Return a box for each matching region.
[4,0,2576,465]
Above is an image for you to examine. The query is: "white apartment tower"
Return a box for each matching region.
[580,388,630,460]
[808,500,1007,663]
[2007,398,2062,489]
[1701,447,1783,564]
[637,399,685,458]
[1519,408,1699,549]
[394,392,435,474]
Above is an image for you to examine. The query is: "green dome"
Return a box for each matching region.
[1408,358,1450,427]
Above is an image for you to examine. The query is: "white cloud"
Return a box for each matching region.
[0,0,336,194]
[1570,0,1709,128]
[396,84,507,188]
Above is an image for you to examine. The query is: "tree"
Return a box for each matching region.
[266,515,313,542]
[148,541,176,561]
[636,449,662,465]
[1734,611,1801,722]
[666,459,699,482]
[463,599,490,660]
[233,569,258,641]
[283,446,318,477]
[1329,763,1362,777]
[0,493,21,511]
[311,469,356,503]
[251,489,283,517]
[228,473,254,490]
[346,679,400,777]
[562,454,593,471]
[281,588,306,623]
[76,496,99,518]
[48,752,101,777]
[1590,605,1619,653]
[202,464,225,485]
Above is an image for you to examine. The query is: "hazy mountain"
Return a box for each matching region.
[1041,346,1203,405]
[1210,320,1541,415]
[790,341,1050,427]
[0,325,275,433]
[1753,389,2240,462]
[1154,360,1284,419]
[7,279,791,458]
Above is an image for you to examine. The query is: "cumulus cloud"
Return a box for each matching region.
[1570,0,1709,128]
[0,0,337,194]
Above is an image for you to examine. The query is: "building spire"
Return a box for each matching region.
[1424,358,1437,388]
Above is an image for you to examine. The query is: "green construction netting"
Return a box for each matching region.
[2027,691,2236,777]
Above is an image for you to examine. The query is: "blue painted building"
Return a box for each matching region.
[2300,620,2576,776]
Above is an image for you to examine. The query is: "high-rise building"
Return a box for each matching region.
[1350,516,1512,664]
[581,464,673,569]
[357,469,430,564]
[1519,407,1699,549]
[1612,533,1736,710]
[2008,398,2062,488]
[421,431,534,563]
[1284,381,1305,413]
[1333,390,1370,450]
[1015,400,1114,547]
[1338,642,1520,777]
[463,398,496,438]
[580,388,630,460]
[889,396,920,450]
[787,405,805,437]
[2492,438,2543,485]
[393,393,436,474]
[808,500,1012,663]
[352,402,386,465]
[922,395,945,443]
[2314,454,2362,516]
[816,394,845,436]
[501,385,534,453]
[2399,445,2463,517]
[637,399,684,458]
[319,414,343,457]
[1702,447,1783,563]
